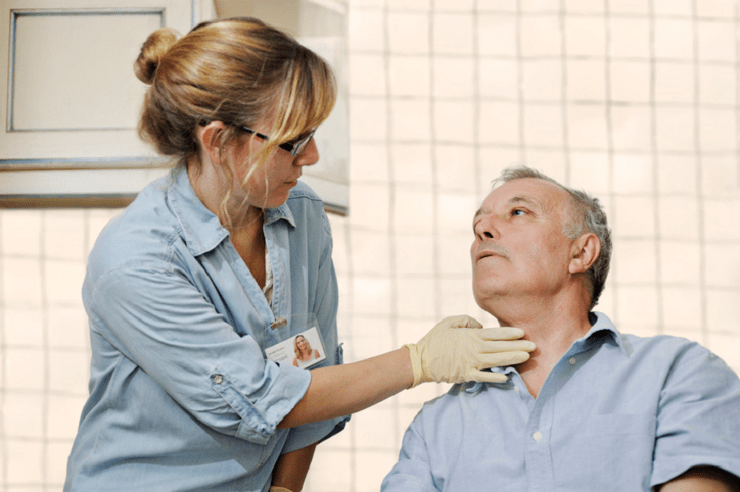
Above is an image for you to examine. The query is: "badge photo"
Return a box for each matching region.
[265,325,327,369]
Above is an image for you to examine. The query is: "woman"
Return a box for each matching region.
[63,17,534,492]
[292,335,320,368]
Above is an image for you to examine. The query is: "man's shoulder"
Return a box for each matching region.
[620,333,740,395]
[621,332,717,360]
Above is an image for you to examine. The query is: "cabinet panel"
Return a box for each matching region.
[0,0,193,162]
[0,1,191,207]
[11,10,162,131]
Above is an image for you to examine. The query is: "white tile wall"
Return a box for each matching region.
[0,208,119,491]
[1,1,739,490]
[311,1,740,491]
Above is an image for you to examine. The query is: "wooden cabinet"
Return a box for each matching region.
[1,0,349,213]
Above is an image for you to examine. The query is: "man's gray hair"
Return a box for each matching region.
[493,165,612,310]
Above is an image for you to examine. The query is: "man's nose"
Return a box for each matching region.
[474,217,498,241]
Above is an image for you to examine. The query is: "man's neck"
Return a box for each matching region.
[489,295,593,398]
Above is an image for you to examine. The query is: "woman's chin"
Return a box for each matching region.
[262,191,291,208]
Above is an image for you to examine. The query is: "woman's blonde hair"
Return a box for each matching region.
[134,17,336,223]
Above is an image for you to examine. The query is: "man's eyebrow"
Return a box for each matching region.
[473,194,544,224]
[508,195,541,210]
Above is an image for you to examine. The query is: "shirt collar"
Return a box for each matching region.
[463,311,626,393]
[568,311,626,357]
[263,201,296,228]
[167,165,295,256]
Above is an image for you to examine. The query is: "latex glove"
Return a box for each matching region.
[269,488,293,492]
[404,315,535,387]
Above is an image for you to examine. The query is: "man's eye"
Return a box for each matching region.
[512,209,526,216]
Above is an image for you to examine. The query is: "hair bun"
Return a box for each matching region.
[134,27,180,84]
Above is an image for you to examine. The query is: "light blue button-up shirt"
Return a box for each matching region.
[64,166,348,491]
[382,312,740,492]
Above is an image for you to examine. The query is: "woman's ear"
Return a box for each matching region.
[568,233,601,275]
[196,121,227,166]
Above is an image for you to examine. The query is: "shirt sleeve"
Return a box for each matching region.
[281,210,350,453]
[280,348,349,453]
[651,342,740,487]
[87,263,311,446]
[381,413,440,492]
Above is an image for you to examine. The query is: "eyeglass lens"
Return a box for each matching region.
[290,131,316,156]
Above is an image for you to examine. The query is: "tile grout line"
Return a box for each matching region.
[649,0,665,335]
[691,0,709,347]
[429,1,442,401]
[515,0,526,165]
[41,210,49,491]
[382,0,400,481]
[736,3,740,208]
[604,0,619,322]
[472,0,484,207]
[559,0,572,186]
[0,211,6,491]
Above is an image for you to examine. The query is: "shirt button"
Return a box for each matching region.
[214,375,223,384]
[569,357,576,365]
[533,431,543,441]
[514,386,520,394]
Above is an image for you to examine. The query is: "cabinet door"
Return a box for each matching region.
[0,0,197,206]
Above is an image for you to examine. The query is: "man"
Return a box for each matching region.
[381,166,740,491]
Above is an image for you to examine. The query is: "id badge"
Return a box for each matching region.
[264,313,327,369]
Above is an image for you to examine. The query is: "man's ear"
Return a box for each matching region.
[196,121,227,166]
[569,233,601,274]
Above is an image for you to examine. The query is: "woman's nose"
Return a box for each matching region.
[294,137,319,167]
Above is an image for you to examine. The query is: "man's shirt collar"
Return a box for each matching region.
[465,311,626,393]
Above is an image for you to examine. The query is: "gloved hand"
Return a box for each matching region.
[404,315,535,387]
[269,487,293,492]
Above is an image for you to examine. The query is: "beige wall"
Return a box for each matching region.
[1,0,740,490]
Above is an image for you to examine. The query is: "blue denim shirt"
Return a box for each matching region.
[64,166,348,491]
[382,312,740,492]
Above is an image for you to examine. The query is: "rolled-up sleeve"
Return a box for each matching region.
[651,343,740,486]
[87,264,311,444]
[279,212,350,452]
[281,343,350,453]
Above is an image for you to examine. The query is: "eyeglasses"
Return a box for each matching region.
[240,126,316,156]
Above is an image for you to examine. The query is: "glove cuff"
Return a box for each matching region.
[269,487,294,492]
[403,343,423,388]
